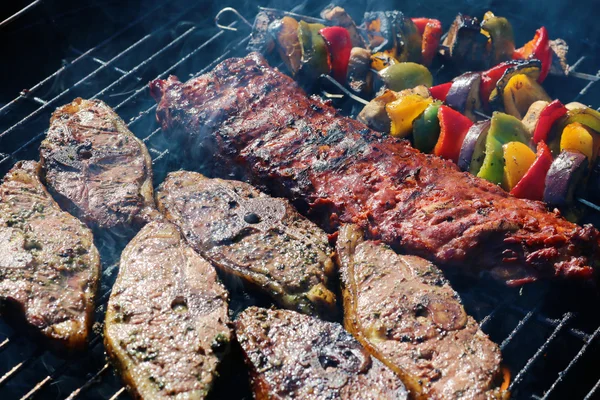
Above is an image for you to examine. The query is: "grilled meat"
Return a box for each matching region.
[105,220,231,399]
[337,224,506,400]
[151,53,600,286]
[40,98,157,233]
[156,171,336,316]
[235,307,409,399]
[0,161,100,351]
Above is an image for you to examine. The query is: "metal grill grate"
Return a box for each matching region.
[1,2,600,399]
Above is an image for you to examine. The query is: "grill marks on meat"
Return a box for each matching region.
[0,161,100,351]
[40,98,158,233]
[235,307,409,399]
[151,53,600,286]
[156,171,336,316]
[104,221,231,399]
[337,225,506,400]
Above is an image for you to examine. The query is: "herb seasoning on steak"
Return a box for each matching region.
[235,307,409,399]
[40,98,158,233]
[337,224,507,400]
[0,161,100,351]
[151,53,600,286]
[105,220,231,399]
[156,171,336,316]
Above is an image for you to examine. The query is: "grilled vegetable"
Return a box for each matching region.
[413,102,442,153]
[319,26,352,82]
[297,21,330,83]
[247,10,279,53]
[488,59,542,110]
[445,72,482,121]
[544,150,589,207]
[480,61,519,109]
[560,122,595,162]
[522,100,550,134]
[501,73,551,119]
[514,27,552,82]
[478,112,530,185]
[503,141,537,191]
[320,5,366,48]
[371,52,398,71]
[430,82,452,101]
[379,62,433,92]
[441,14,491,71]
[270,16,302,74]
[386,94,433,137]
[364,11,396,53]
[481,12,515,65]
[563,106,600,133]
[364,11,421,63]
[347,47,373,96]
[510,141,553,200]
[433,105,474,162]
[458,120,491,173]
[412,18,442,66]
[358,90,399,133]
[532,100,568,143]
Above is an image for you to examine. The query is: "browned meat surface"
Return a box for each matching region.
[151,53,600,286]
[105,220,231,399]
[0,161,100,351]
[156,171,336,316]
[235,307,408,399]
[40,98,158,233]
[337,225,506,400]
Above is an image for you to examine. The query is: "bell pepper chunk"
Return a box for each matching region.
[480,62,514,109]
[477,112,530,185]
[319,26,352,83]
[430,82,452,102]
[413,102,442,153]
[514,27,551,83]
[411,18,442,66]
[298,21,331,83]
[379,62,433,92]
[502,141,537,191]
[560,122,595,162]
[386,94,433,138]
[433,105,474,163]
[370,51,398,71]
[502,73,551,119]
[532,99,568,143]
[481,12,515,65]
[510,141,553,200]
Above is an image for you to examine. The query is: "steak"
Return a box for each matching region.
[151,53,600,286]
[0,161,100,351]
[40,98,158,233]
[156,171,336,316]
[336,224,506,400]
[104,220,231,399]
[235,307,409,399]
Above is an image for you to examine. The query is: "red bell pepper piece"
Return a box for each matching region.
[510,141,553,200]
[319,26,352,83]
[480,61,514,109]
[533,99,568,143]
[514,27,551,82]
[411,18,442,66]
[434,105,474,163]
[430,82,452,101]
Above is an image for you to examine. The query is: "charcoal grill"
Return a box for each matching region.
[0,0,600,399]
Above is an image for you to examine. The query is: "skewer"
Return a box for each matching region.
[0,0,42,29]
[64,363,111,400]
[109,387,126,400]
[215,7,252,32]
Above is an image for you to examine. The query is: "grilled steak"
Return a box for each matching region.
[235,307,408,399]
[337,224,506,400]
[105,220,231,399]
[151,53,600,286]
[156,171,336,316]
[0,161,100,351]
[40,98,157,233]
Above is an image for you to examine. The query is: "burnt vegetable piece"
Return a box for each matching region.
[270,16,302,75]
[347,47,373,96]
[458,119,491,173]
[247,10,279,53]
[364,11,395,53]
[544,150,589,208]
[336,225,507,400]
[105,221,231,399]
[442,14,491,71]
[320,5,366,48]
[235,307,409,400]
[364,11,421,62]
[445,72,482,121]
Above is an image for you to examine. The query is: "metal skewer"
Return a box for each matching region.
[0,0,42,29]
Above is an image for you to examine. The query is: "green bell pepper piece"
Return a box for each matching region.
[298,21,330,83]
[413,102,441,153]
[379,62,433,92]
[481,15,515,65]
[477,112,530,185]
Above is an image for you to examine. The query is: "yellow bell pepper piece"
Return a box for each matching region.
[371,51,398,71]
[502,141,536,191]
[386,94,432,138]
[503,74,551,119]
[560,122,595,162]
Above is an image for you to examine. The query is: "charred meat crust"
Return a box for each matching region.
[104,220,231,399]
[40,98,158,233]
[0,161,100,352]
[151,53,600,286]
[235,307,409,399]
[336,225,507,400]
[155,171,337,316]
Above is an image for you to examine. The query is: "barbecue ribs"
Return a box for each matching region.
[151,53,599,286]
